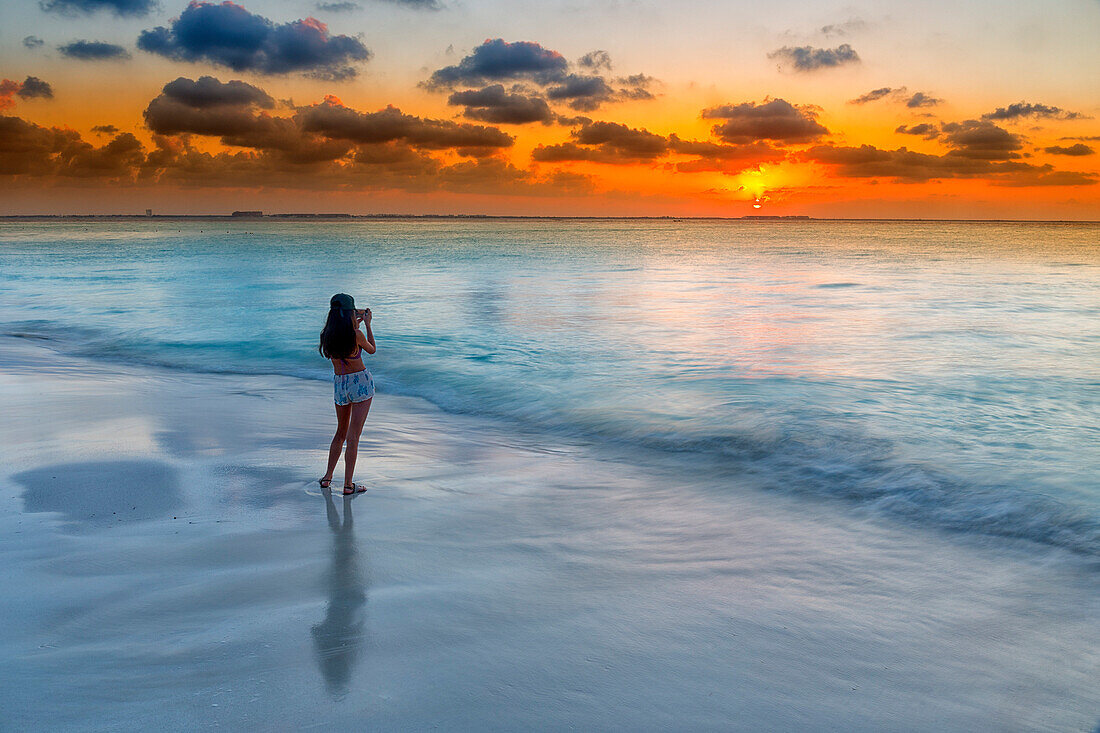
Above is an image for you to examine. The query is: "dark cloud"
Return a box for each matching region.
[578,50,612,72]
[425,41,655,113]
[162,76,274,109]
[804,144,1018,182]
[298,97,513,152]
[981,102,1086,121]
[142,78,513,161]
[23,36,46,49]
[573,121,667,158]
[894,123,939,139]
[143,77,295,156]
[144,93,273,139]
[905,92,941,108]
[767,44,859,72]
[17,77,54,100]
[543,73,655,111]
[849,87,900,104]
[0,77,55,107]
[39,0,155,17]
[532,120,781,173]
[92,124,119,134]
[59,40,131,60]
[546,74,615,112]
[804,143,1094,186]
[532,121,667,164]
[316,1,360,10]
[702,98,828,144]
[1,112,587,198]
[0,115,143,179]
[940,120,1022,160]
[138,2,371,80]
[1044,143,1094,156]
[425,39,568,88]
[447,85,554,124]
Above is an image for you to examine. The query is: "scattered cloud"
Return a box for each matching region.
[940,120,1023,160]
[895,123,939,139]
[161,76,275,109]
[982,102,1087,121]
[316,1,360,10]
[1044,143,1093,156]
[1,77,55,108]
[18,77,54,100]
[532,118,783,173]
[447,85,554,124]
[702,98,828,144]
[426,41,655,114]
[23,36,46,50]
[905,92,941,108]
[849,87,943,108]
[768,44,859,72]
[39,0,155,17]
[91,124,119,134]
[804,143,1095,186]
[425,39,568,88]
[138,2,371,80]
[299,97,513,152]
[546,74,615,112]
[578,50,612,72]
[59,40,131,61]
[820,19,867,38]
[849,87,901,104]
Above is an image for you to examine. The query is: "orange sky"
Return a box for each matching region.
[2,0,1098,218]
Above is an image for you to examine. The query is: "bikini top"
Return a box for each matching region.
[339,345,362,362]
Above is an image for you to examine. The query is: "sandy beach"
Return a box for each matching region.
[1,334,1097,731]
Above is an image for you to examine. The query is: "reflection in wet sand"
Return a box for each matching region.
[312,491,368,697]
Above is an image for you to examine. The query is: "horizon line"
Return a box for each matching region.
[2,214,1099,224]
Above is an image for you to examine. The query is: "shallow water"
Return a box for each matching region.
[0,348,1097,731]
[1,218,1097,556]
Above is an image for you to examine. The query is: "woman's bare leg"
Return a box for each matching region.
[322,402,352,485]
[343,398,372,488]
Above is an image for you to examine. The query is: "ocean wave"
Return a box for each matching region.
[3,320,1098,559]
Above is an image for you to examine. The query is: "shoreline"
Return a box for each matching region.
[1,337,1098,730]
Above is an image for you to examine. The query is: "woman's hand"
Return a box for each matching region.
[363,308,372,326]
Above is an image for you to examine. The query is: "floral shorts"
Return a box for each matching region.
[334,370,375,406]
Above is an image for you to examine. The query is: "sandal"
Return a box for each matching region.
[343,483,367,495]
[318,478,332,489]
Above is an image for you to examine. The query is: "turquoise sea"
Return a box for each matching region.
[2,218,1096,557]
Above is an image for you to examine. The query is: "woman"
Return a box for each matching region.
[318,293,376,494]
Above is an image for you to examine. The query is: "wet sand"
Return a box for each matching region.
[1,337,1097,731]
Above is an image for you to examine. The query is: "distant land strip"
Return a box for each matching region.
[2,214,1098,223]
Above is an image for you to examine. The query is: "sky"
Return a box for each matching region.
[2,0,1099,217]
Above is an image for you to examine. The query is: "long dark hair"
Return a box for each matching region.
[319,294,357,359]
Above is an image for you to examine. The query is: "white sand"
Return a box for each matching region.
[0,337,1097,731]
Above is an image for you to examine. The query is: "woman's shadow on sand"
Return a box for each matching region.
[312,490,369,698]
